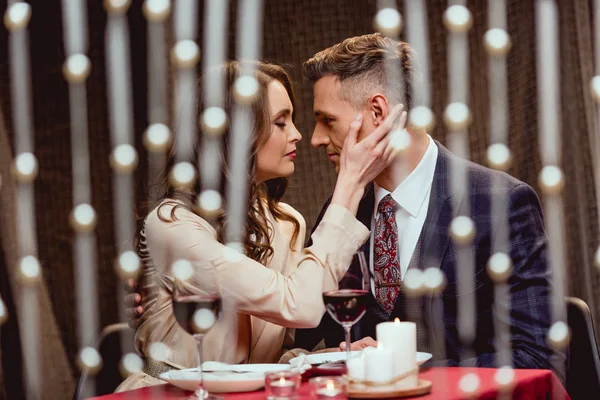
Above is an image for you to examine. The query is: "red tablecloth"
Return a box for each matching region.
[89,367,570,400]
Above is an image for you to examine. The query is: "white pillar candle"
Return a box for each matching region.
[346,352,366,381]
[376,320,418,386]
[365,346,395,384]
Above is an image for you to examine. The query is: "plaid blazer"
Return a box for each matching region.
[294,141,564,376]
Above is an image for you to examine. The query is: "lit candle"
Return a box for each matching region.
[265,371,301,400]
[365,345,395,384]
[376,319,418,386]
[316,382,343,399]
[272,377,294,388]
[268,377,296,399]
[310,376,347,400]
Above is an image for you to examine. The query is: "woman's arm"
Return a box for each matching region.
[145,203,369,328]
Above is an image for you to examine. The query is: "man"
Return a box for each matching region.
[292,33,562,373]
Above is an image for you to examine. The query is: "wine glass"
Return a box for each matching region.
[172,264,223,400]
[322,251,371,361]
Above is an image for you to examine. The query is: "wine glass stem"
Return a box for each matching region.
[194,333,206,399]
[343,323,353,360]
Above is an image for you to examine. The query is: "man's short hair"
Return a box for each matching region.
[303,33,417,110]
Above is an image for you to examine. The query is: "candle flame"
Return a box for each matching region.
[394,317,400,323]
[279,377,285,385]
[327,382,334,390]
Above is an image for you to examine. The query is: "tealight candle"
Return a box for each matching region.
[376,319,418,386]
[265,370,301,400]
[309,376,347,400]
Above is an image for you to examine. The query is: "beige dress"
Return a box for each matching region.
[116,200,369,391]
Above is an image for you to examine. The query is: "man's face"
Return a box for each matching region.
[311,75,373,171]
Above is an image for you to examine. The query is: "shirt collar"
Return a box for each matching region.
[373,135,438,218]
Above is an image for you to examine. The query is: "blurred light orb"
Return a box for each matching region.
[450,216,476,245]
[202,107,227,136]
[104,0,131,14]
[78,347,103,374]
[443,102,472,131]
[487,252,513,282]
[143,123,172,152]
[234,75,259,102]
[458,373,480,395]
[0,298,7,326]
[171,259,194,282]
[595,246,600,271]
[423,267,446,294]
[487,143,512,171]
[70,203,97,233]
[169,162,196,190]
[403,269,425,296]
[539,165,564,194]
[120,353,144,377]
[494,366,515,391]
[224,242,244,263]
[19,255,41,283]
[484,28,512,56]
[172,40,200,68]
[192,309,217,332]
[110,144,138,173]
[590,76,600,103]
[13,152,38,183]
[374,8,402,37]
[63,54,92,84]
[443,5,473,34]
[409,106,435,131]
[148,342,170,362]
[198,190,222,214]
[143,0,171,22]
[389,129,411,153]
[3,2,31,31]
[547,321,571,350]
[116,251,141,280]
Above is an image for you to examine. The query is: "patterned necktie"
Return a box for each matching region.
[373,194,402,313]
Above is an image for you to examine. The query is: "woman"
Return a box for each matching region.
[117,61,405,390]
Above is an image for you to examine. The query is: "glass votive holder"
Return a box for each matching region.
[309,376,347,400]
[265,370,302,400]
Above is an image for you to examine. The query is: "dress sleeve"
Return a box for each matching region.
[145,203,369,328]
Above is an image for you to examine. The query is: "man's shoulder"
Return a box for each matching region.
[459,158,535,200]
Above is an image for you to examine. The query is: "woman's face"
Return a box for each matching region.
[255,80,302,184]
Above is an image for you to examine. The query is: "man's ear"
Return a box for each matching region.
[368,94,390,126]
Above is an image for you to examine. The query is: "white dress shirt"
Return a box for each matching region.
[369,136,438,290]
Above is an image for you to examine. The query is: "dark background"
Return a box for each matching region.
[0,0,598,393]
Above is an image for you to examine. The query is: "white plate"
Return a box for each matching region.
[160,364,291,393]
[289,351,432,366]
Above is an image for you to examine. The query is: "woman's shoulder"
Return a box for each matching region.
[276,202,306,226]
[145,199,217,237]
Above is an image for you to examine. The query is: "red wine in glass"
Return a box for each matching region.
[173,295,222,334]
[323,289,369,324]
